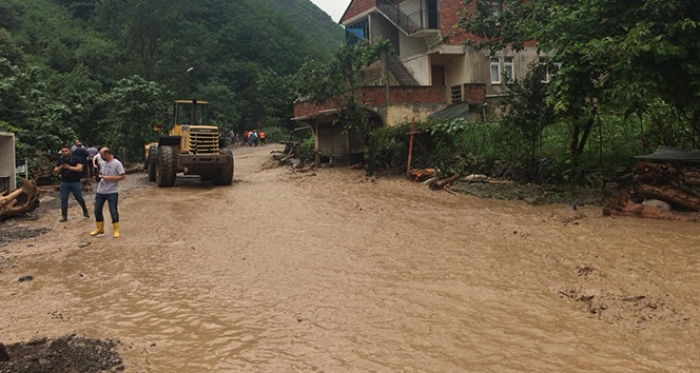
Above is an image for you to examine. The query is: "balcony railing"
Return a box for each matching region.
[375,0,440,35]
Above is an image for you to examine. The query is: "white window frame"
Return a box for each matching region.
[484,0,503,16]
[539,59,562,83]
[490,57,501,84]
[504,57,514,83]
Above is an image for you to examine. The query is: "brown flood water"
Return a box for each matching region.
[1,144,700,372]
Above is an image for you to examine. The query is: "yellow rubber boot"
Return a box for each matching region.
[113,222,120,238]
[90,221,105,236]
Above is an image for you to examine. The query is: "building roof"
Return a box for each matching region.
[427,102,470,120]
[635,146,700,163]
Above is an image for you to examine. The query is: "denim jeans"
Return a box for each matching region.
[94,193,119,223]
[59,181,85,209]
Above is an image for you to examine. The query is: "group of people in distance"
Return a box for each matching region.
[54,140,126,238]
[226,129,267,147]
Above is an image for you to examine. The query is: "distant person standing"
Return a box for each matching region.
[250,130,258,146]
[92,151,103,183]
[54,145,90,222]
[86,144,99,177]
[259,130,266,146]
[90,148,126,238]
[72,141,90,179]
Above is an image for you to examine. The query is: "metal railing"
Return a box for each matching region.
[375,0,440,34]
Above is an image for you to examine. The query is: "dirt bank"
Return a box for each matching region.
[0,144,699,372]
[0,335,123,373]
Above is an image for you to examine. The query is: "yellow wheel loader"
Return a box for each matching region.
[146,100,234,187]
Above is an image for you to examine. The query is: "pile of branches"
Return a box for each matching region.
[408,169,461,190]
[271,141,314,172]
[604,162,700,221]
[0,179,40,221]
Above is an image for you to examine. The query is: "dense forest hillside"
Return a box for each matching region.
[261,0,345,53]
[0,0,341,159]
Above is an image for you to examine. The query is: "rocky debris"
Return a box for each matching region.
[558,287,689,326]
[0,336,124,373]
[605,162,700,221]
[17,275,33,283]
[27,337,46,346]
[0,224,51,248]
[0,343,9,362]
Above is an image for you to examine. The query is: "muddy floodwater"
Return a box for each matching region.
[1,145,700,372]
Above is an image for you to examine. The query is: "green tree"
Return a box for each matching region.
[295,40,391,174]
[102,76,165,161]
[500,62,556,169]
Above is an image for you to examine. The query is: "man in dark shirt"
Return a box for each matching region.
[54,145,90,222]
[72,141,90,179]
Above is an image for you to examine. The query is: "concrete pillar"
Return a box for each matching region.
[0,132,16,192]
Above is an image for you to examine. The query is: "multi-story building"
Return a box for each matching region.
[293,0,540,164]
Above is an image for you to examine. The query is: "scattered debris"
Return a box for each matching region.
[0,335,124,373]
[605,160,700,221]
[18,275,34,282]
[0,180,40,221]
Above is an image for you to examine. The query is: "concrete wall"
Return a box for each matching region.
[439,54,466,89]
[0,132,16,192]
[463,46,540,97]
[399,32,427,59]
[402,54,431,85]
[379,102,447,126]
[370,14,400,53]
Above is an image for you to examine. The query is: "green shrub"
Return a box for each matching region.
[260,126,293,142]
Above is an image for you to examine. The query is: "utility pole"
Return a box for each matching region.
[182,67,194,98]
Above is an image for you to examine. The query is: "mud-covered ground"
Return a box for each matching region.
[0,335,123,373]
[0,144,699,372]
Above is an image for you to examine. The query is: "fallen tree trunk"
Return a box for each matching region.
[0,179,40,221]
[431,174,460,190]
[633,162,677,185]
[408,169,435,182]
[604,193,700,222]
[0,187,24,206]
[637,183,700,211]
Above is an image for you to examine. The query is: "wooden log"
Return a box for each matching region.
[604,193,700,222]
[637,184,700,211]
[0,187,24,205]
[0,179,40,221]
[409,168,435,182]
[431,174,461,190]
[632,162,677,185]
[422,176,440,187]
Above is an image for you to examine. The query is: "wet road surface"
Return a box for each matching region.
[1,144,700,372]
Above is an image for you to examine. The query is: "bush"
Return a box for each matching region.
[260,126,293,142]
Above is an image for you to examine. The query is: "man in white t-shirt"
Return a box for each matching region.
[90,148,126,238]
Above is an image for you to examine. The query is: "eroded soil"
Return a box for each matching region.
[0,335,123,373]
[0,144,699,372]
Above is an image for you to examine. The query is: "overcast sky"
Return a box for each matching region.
[310,0,351,22]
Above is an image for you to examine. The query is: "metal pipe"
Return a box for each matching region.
[519,51,523,80]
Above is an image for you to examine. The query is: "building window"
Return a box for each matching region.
[539,58,562,83]
[490,57,501,84]
[483,0,503,16]
[346,19,370,46]
[504,57,514,83]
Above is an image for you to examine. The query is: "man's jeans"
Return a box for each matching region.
[95,193,119,223]
[60,181,85,209]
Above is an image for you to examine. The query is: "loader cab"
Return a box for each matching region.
[171,100,211,135]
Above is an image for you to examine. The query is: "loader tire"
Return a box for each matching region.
[156,145,177,187]
[147,145,157,182]
[213,148,234,186]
